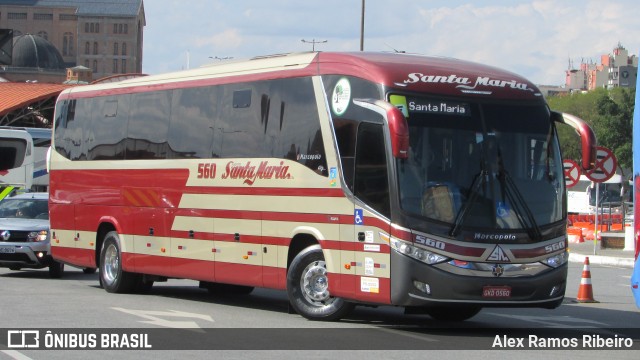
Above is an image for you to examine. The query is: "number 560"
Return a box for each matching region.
[197,163,217,179]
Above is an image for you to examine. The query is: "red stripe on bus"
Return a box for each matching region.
[170,230,216,241]
[391,227,412,241]
[174,208,351,224]
[51,246,96,268]
[213,233,261,243]
[131,253,173,277]
[442,243,487,258]
[262,236,291,247]
[511,247,549,259]
[51,169,345,198]
[170,257,216,282]
[167,231,291,247]
[364,217,391,232]
[127,253,283,288]
[188,186,346,197]
[319,240,348,251]
[319,240,390,253]
[215,262,263,287]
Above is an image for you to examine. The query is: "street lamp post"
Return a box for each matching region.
[360,0,365,51]
[301,39,327,52]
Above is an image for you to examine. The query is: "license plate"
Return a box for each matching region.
[0,247,16,254]
[483,286,511,298]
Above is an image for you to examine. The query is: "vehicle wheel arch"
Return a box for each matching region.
[286,241,354,321]
[99,229,138,293]
[95,220,118,268]
[287,233,320,269]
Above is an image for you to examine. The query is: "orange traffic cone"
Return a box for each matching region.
[575,257,599,303]
[567,227,584,244]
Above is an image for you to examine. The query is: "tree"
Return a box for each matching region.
[547,87,635,172]
[591,88,633,171]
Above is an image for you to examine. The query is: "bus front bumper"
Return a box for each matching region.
[389,251,567,309]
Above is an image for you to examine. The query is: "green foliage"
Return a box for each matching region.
[547,87,635,171]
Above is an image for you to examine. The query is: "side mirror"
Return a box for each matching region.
[386,105,409,159]
[551,111,596,171]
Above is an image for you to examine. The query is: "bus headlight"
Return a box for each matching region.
[541,251,568,268]
[390,238,449,265]
[28,230,49,242]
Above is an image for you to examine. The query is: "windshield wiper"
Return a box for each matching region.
[497,168,543,240]
[450,170,487,237]
[450,157,544,240]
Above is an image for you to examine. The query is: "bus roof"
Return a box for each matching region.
[0,126,51,139]
[60,52,543,101]
[0,127,32,140]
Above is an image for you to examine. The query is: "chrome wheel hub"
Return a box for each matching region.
[300,260,334,306]
[103,243,119,285]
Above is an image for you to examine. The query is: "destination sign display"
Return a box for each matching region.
[407,99,470,116]
[390,95,471,118]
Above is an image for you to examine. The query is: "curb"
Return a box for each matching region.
[568,252,636,269]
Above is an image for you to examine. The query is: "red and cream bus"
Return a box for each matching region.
[49,52,596,321]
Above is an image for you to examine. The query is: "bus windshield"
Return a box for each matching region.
[396,96,564,235]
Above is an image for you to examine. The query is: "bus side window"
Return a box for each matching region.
[127,91,171,160]
[168,87,218,159]
[87,96,128,160]
[54,99,77,159]
[354,123,390,217]
[332,118,358,191]
[66,99,88,160]
[267,78,327,175]
[215,85,267,158]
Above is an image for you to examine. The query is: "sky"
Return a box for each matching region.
[141,0,640,86]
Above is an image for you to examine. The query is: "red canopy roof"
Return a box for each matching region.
[0,82,76,116]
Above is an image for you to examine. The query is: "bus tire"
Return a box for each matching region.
[425,306,482,322]
[136,278,154,294]
[287,245,354,321]
[100,231,137,293]
[48,260,64,278]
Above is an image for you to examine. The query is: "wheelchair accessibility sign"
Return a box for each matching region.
[354,209,364,225]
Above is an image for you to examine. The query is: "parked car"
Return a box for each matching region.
[0,192,65,277]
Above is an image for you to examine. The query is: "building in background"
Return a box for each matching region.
[566,43,638,92]
[64,65,92,84]
[601,44,638,89]
[536,84,570,98]
[2,33,67,82]
[0,0,145,81]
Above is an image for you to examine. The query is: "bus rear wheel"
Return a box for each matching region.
[100,231,138,293]
[287,245,354,321]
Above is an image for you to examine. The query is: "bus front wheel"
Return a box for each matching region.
[287,245,354,321]
[100,231,138,293]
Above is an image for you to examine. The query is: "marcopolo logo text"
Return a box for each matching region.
[474,233,517,241]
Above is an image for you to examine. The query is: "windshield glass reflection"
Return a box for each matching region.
[396,97,563,236]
